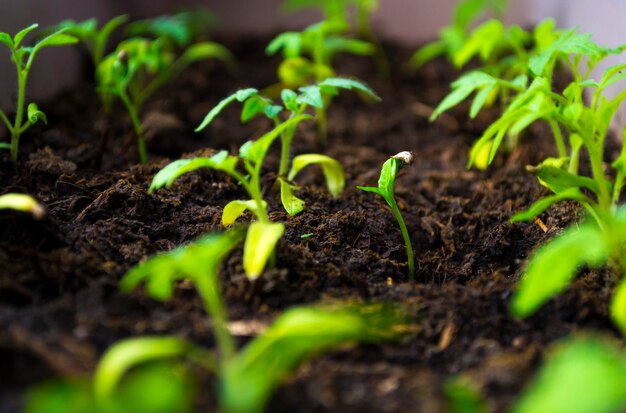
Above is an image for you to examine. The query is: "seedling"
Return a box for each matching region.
[498,31,626,334]
[0,193,45,219]
[266,20,376,143]
[410,0,509,69]
[150,113,311,279]
[111,228,406,413]
[358,151,415,281]
[195,77,378,214]
[282,0,389,79]
[0,24,77,162]
[55,15,128,68]
[126,9,217,51]
[96,37,232,164]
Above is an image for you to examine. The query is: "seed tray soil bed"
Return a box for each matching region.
[0,35,616,412]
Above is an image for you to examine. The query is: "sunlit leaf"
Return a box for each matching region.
[243,222,285,280]
[288,153,345,196]
[222,200,266,226]
[278,178,305,216]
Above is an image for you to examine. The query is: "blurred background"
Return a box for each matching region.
[1,0,626,106]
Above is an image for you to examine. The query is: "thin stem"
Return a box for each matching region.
[11,66,27,162]
[119,89,147,164]
[548,120,567,158]
[195,277,235,363]
[388,197,415,281]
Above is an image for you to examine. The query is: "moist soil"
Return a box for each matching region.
[0,34,618,412]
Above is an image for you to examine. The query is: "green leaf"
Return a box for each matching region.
[0,143,11,150]
[359,157,402,204]
[409,40,447,68]
[93,337,196,405]
[278,178,305,216]
[149,151,238,193]
[431,71,497,121]
[181,41,234,65]
[0,193,46,219]
[281,89,299,111]
[13,24,39,48]
[27,103,47,125]
[528,163,601,195]
[297,85,323,108]
[120,228,245,300]
[510,188,589,223]
[288,153,345,196]
[222,200,266,226]
[530,29,605,76]
[266,32,302,57]
[195,88,258,131]
[221,304,405,413]
[318,77,381,101]
[241,95,282,122]
[445,377,489,413]
[611,278,626,336]
[34,30,79,49]
[510,224,608,318]
[512,338,626,413]
[452,19,506,68]
[0,32,14,48]
[243,222,285,280]
[324,37,375,56]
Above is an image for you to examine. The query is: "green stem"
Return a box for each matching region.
[388,197,415,281]
[548,120,567,159]
[589,146,611,212]
[316,107,328,146]
[119,89,147,164]
[195,277,235,363]
[10,66,27,162]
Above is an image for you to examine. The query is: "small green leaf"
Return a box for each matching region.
[409,40,447,68]
[528,163,601,195]
[181,41,234,65]
[149,151,237,193]
[0,193,46,219]
[281,89,299,111]
[278,178,305,216]
[241,95,282,122]
[510,188,589,223]
[512,338,626,413]
[318,76,380,101]
[0,32,13,48]
[297,85,323,108]
[243,222,285,280]
[244,115,313,164]
[222,200,266,226]
[611,278,626,336]
[510,224,608,318]
[93,337,195,404]
[195,88,258,131]
[27,103,47,125]
[0,143,10,150]
[35,30,79,49]
[13,24,39,48]
[266,32,302,57]
[288,154,345,197]
[431,71,497,121]
[324,37,375,56]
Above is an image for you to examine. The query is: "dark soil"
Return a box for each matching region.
[0,34,618,413]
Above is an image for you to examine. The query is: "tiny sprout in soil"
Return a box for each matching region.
[358,151,415,281]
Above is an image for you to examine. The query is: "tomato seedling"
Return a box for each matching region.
[151,113,311,279]
[195,78,378,214]
[267,20,376,143]
[358,151,415,281]
[0,24,77,162]
[96,37,232,164]
[111,228,407,413]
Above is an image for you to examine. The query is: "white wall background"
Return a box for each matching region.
[1,0,626,106]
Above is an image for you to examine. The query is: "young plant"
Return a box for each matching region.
[108,228,406,413]
[96,37,232,164]
[150,113,311,279]
[410,0,509,69]
[0,193,45,219]
[357,151,415,281]
[0,24,78,162]
[55,15,128,68]
[195,77,379,214]
[500,32,626,334]
[282,0,388,78]
[266,20,376,143]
